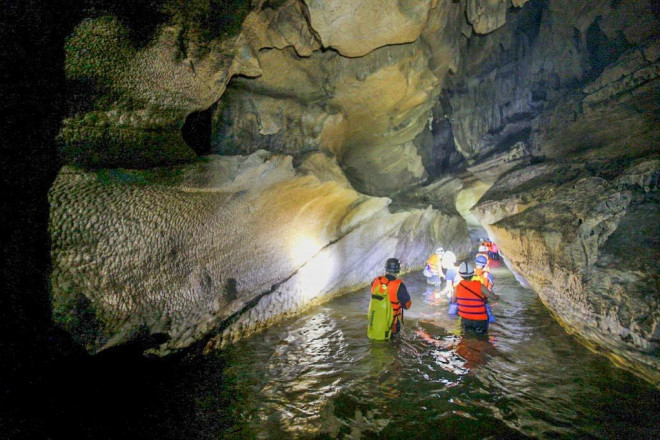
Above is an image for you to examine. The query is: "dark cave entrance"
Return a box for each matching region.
[182,103,217,156]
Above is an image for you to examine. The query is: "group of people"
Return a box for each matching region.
[367,239,500,340]
[478,238,499,261]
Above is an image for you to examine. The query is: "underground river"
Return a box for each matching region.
[140,260,658,439]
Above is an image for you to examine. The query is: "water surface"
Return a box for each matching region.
[166,261,659,439]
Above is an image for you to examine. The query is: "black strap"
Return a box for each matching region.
[463,284,487,304]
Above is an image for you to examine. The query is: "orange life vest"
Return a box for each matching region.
[473,267,493,289]
[371,276,403,320]
[455,280,488,321]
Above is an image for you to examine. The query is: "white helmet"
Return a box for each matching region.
[435,247,444,255]
[442,250,456,267]
[478,245,488,252]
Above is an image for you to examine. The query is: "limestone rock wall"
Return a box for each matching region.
[472,158,660,385]
[445,0,659,177]
[59,4,260,168]
[212,0,530,195]
[49,151,470,353]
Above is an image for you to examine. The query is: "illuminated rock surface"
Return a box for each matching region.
[49,151,470,353]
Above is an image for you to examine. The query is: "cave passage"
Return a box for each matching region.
[49,258,656,439]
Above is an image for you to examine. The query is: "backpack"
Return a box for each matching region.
[367,278,394,340]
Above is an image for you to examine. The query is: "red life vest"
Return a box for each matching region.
[371,276,403,319]
[455,280,488,321]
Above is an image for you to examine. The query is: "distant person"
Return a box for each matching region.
[424,247,445,286]
[368,258,412,340]
[451,262,499,333]
[439,249,459,299]
[476,245,490,265]
[489,240,500,261]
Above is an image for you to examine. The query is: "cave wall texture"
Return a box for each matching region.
[10,0,658,385]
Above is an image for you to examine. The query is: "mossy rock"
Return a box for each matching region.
[65,15,134,86]
[52,287,103,352]
[58,118,196,169]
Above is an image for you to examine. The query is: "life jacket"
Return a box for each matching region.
[367,276,402,340]
[472,269,493,290]
[455,280,488,321]
[425,254,443,277]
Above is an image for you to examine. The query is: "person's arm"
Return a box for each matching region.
[450,276,461,302]
[481,284,499,301]
[398,283,412,309]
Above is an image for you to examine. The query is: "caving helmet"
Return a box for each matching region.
[478,245,488,253]
[459,262,474,278]
[475,255,488,268]
[435,247,444,255]
[385,258,401,274]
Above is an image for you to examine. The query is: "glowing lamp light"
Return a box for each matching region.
[291,235,322,265]
[290,234,336,302]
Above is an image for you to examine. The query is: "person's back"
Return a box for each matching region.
[472,267,493,290]
[451,262,498,333]
[489,241,500,260]
[368,258,412,340]
[474,255,493,290]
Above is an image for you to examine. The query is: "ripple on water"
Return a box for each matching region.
[192,266,660,439]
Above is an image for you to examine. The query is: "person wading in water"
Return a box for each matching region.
[451,262,499,333]
[367,258,412,340]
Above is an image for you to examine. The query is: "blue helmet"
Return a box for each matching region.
[475,255,488,267]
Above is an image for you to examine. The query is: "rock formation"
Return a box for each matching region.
[472,158,659,385]
[48,0,659,383]
[49,151,470,353]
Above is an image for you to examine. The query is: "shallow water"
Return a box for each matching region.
[162,261,659,439]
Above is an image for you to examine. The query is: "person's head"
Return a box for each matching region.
[385,258,400,275]
[478,245,488,253]
[435,247,444,256]
[459,262,474,278]
[475,255,488,268]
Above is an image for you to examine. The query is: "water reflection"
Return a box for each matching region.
[196,263,660,439]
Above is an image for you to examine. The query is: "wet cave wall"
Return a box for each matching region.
[4,0,659,391]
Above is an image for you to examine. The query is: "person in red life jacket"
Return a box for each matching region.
[450,262,499,333]
[371,258,412,336]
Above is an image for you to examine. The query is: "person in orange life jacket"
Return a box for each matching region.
[476,245,490,265]
[473,254,494,290]
[450,262,499,333]
[371,258,412,335]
